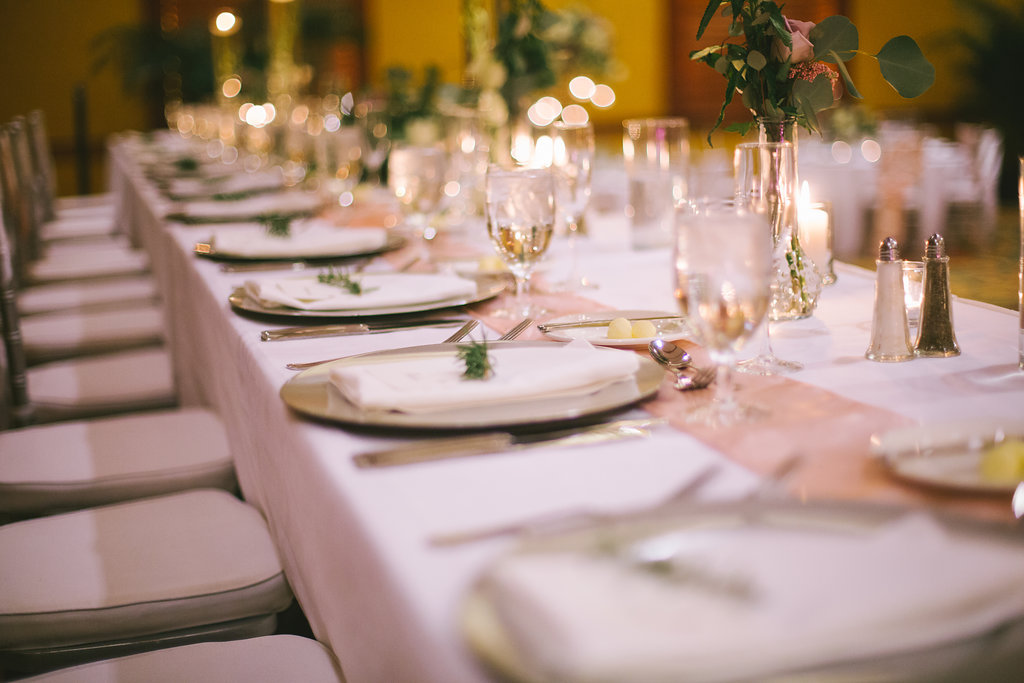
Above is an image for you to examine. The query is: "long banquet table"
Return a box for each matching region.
[109,134,1024,682]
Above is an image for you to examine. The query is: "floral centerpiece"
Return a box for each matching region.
[690,0,934,319]
[691,0,935,141]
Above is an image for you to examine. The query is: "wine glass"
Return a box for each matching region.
[677,198,772,426]
[360,100,391,187]
[388,143,446,257]
[548,120,594,290]
[484,166,556,318]
[733,141,802,374]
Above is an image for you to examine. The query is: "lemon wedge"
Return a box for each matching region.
[979,439,1024,483]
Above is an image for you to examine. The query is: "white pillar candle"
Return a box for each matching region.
[798,182,831,273]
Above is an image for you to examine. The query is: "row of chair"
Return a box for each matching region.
[0,113,346,680]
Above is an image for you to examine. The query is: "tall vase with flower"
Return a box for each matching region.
[691,0,935,319]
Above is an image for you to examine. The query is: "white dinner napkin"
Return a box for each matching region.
[329,339,640,413]
[171,190,322,221]
[244,272,477,311]
[478,513,1024,683]
[210,220,388,258]
[166,168,285,200]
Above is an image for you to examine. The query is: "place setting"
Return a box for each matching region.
[193,218,405,263]
[167,188,326,224]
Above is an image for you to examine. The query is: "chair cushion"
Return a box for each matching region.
[21,304,165,363]
[28,346,177,421]
[0,408,235,516]
[27,250,149,285]
[19,635,346,682]
[38,215,118,242]
[0,489,293,650]
[17,276,158,316]
[54,192,114,213]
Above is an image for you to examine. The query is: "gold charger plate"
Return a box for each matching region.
[280,341,662,431]
[461,499,1024,683]
[229,272,509,320]
[195,232,406,262]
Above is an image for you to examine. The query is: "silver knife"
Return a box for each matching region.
[538,315,683,332]
[260,318,466,341]
[352,417,665,468]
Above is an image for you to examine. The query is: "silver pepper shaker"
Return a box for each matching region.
[915,233,961,357]
[866,237,914,362]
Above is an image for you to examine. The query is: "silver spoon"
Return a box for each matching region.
[648,339,693,388]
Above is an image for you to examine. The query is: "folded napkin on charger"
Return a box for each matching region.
[479,513,1024,683]
[166,168,285,200]
[211,220,387,258]
[170,190,322,222]
[244,271,477,311]
[329,339,640,413]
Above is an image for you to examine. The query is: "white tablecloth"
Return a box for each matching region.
[109,134,1024,683]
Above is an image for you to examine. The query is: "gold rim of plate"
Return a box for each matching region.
[279,341,663,431]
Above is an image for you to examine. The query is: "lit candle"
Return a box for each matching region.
[798,181,831,278]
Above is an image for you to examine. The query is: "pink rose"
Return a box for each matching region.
[773,17,816,63]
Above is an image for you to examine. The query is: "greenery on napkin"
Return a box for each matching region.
[260,213,293,238]
[317,266,366,295]
[457,339,494,380]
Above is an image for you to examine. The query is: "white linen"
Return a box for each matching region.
[172,190,322,221]
[210,220,388,258]
[245,272,476,311]
[329,339,640,413]
[479,513,1024,683]
[166,168,285,200]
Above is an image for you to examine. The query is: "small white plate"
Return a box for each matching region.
[539,309,690,348]
[871,420,1024,494]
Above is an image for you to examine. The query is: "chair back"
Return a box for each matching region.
[0,121,42,282]
[26,110,58,223]
[0,190,34,428]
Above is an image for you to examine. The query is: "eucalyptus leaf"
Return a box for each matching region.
[696,0,723,39]
[767,8,790,47]
[830,49,863,99]
[747,50,767,70]
[876,36,935,98]
[812,16,858,62]
[690,45,722,61]
[792,73,835,112]
[715,55,730,75]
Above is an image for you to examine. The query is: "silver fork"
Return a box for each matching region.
[497,318,533,341]
[285,319,480,370]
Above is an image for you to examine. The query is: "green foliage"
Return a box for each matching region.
[457,339,493,380]
[691,0,934,141]
[260,214,293,238]
[317,266,365,294]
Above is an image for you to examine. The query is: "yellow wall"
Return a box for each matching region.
[364,0,668,131]
[0,0,148,195]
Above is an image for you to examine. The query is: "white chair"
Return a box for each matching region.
[16,274,159,316]
[16,635,347,683]
[0,406,236,520]
[0,489,295,676]
[1,119,148,287]
[19,301,166,365]
[2,213,176,425]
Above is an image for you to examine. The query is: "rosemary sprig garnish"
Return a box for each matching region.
[259,213,293,238]
[317,266,364,295]
[173,156,199,172]
[457,339,493,380]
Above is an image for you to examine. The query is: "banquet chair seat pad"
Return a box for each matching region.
[21,304,165,363]
[0,489,293,650]
[0,407,235,517]
[40,237,136,262]
[18,634,347,683]
[17,275,159,316]
[27,249,149,285]
[38,215,118,243]
[27,346,177,421]
[54,192,114,213]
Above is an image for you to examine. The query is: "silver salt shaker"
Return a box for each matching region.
[866,237,914,362]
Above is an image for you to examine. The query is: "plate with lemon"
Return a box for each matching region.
[538,309,691,348]
[871,420,1024,494]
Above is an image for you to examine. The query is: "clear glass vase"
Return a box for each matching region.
[757,116,822,320]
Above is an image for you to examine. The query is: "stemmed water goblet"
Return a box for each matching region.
[548,120,594,290]
[676,198,772,426]
[733,141,802,374]
[388,143,446,258]
[484,166,556,318]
